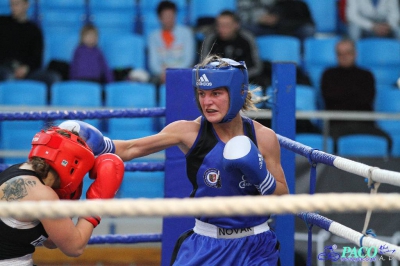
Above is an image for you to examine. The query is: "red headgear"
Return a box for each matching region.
[28,127,95,198]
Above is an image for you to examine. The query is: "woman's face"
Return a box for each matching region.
[197,87,229,123]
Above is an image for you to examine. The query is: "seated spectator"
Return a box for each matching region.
[148,0,195,85]
[201,10,264,85]
[237,0,315,40]
[346,0,400,41]
[321,38,392,153]
[69,24,114,84]
[0,0,61,92]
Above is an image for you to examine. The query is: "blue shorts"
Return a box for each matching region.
[171,223,279,266]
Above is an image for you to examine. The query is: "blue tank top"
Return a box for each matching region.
[0,164,48,260]
[186,116,269,228]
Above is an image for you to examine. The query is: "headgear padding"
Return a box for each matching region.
[29,127,95,198]
[192,58,249,123]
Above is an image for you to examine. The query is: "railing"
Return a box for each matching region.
[245,110,400,152]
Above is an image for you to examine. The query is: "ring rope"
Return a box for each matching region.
[0,162,165,172]
[87,233,162,245]
[1,193,400,220]
[0,108,166,121]
[278,134,400,187]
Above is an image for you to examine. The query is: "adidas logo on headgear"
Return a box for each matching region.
[196,74,212,86]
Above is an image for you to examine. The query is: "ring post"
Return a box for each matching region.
[271,62,296,266]
[163,68,199,266]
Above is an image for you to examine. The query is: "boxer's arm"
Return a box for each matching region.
[114,120,198,161]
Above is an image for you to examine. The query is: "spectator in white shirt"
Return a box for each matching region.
[346,0,400,40]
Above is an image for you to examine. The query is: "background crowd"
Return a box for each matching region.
[1,0,400,157]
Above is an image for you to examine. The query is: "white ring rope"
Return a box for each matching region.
[1,193,400,220]
[333,156,400,187]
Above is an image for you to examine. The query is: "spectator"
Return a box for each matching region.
[237,0,315,41]
[69,24,114,84]
[321,39,392,153]
[346,0,400,41]
[0,0,61,90]
[148,0,195,85]
[200,10,264,85]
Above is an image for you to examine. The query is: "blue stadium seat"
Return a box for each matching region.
[0,80,47,106]
[50,81,103,128]
[0,1,9,15]
[43,32,79,67]
[296,84,320,129]
[256,35,301,65]
[189,0,236,26]
[88,0,136,12]
[118,171,165,199]
[40,10,86,35]
[1,121,45,164]
[89,11,136,35]
[296,133,334,153]
[337,134,388,157]
[374,88,400,136]
[296,85,316,111]
[356,38,400,69]
[391,135,400,157]
[105,81,157,139]
[100,33,145,70]
[141,12,161,38]
[0,80,47,164]
[369,66,400,87]
[302,0,337,34]
[88,0,137,34]
[39,0,86,13]
[303,37,339,67]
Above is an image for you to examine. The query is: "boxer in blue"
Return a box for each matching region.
[60,55,288,265]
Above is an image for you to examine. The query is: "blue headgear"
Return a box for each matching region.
[192,58,249,123]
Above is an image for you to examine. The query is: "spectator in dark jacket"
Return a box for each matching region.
[321,39,392,153]
[237,0,315,40]
[0,0,61,90]
[200,10,263,85]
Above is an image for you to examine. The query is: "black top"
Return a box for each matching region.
[0,164,48,260]
[321,66,375,111]
[0,16,44,72]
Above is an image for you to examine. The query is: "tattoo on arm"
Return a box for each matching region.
[1,178,37,201]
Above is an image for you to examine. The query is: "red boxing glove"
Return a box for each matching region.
[84,153,125,227]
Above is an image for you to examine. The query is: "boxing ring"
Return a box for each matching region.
[1,63,400,265]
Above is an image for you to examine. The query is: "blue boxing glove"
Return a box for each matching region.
[58,120,115,156]
[223,135,276,195]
